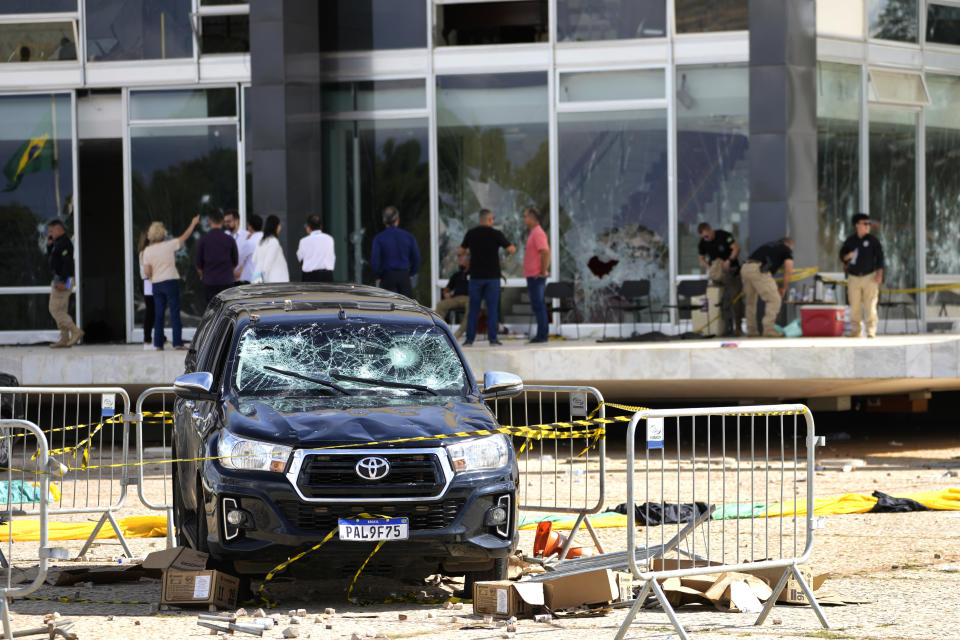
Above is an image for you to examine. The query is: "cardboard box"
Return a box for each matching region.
[475,569,627,618]
[738,566,826,605]
[473,580,544,618]
[143,546,240,609]
[161,570,240,609]
[542,569,620,611]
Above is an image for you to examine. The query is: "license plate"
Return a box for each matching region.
[338,517,409,541]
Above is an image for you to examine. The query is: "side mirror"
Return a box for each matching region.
[481,371,523,400]
[173,372,217,402]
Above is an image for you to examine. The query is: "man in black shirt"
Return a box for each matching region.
[45,219,83,348]
[435,255,470,338]
[840,213,884,338]
[741,237,794,337]
[458,209,517,345]
[697,222,743,336]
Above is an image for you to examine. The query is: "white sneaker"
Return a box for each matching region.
[144,343,154,351]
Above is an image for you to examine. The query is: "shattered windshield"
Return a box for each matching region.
[232,320,469,397]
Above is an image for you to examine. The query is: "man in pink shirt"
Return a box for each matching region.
[523,206,551,343]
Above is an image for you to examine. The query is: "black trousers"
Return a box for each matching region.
[143,294,155,343]
[381,269,413,298]
[302,269,334,282]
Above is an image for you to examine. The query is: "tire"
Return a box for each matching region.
[462,557,509,596]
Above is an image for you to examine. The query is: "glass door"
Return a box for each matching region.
[0,91,75,342]
[125,86,240,341]
[868,107,918,331]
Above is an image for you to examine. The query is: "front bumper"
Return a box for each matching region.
[202,457,518,576]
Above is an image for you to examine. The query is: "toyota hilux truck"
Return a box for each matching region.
[171,284,521,589]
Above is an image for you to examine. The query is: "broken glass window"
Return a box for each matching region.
[233,320,468,397]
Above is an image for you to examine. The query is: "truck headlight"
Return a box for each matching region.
[447,434,510,473]
[217,430,292,472]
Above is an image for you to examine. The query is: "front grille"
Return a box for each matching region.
[297,453,445,498]
[276,499,465,532]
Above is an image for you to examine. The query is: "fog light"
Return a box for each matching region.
[485,506,507,526]
[222,497,245,541]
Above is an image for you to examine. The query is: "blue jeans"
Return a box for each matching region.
[527,277,548,340]
[466,278,500,343]
[152,280,183,347]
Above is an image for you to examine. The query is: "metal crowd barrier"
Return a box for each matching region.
[134,387,177,548]
[0,387,134,559]
[486,385,606,558]
[0,419,69,640]
[613,404,828,640]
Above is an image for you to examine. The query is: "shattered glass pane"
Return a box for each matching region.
[233,321,468,397]
[558,109,669,321]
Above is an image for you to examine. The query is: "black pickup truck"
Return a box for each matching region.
[172,284,521,587]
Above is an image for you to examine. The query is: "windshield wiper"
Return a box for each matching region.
[262,366,353,395]
[329,373,439,396]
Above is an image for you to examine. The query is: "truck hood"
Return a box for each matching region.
[223,397,500,448]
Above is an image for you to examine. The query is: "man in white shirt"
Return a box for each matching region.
[236,214,263,284]
[297,214,336,282]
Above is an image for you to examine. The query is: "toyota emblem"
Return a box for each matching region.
[355,456,390,480]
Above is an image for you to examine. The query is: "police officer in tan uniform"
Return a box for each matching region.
[741,238,794,337]
[840,213,884,338]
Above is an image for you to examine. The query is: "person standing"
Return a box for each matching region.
[459,209,517,346]
[297,214,336,282]
[252,214,290,283]
[223,210,241,241]
[841,213,884,338]
[371,205,420,297]
[138,231,156,349]
[741,237,794,338]
[194,209,238,304]
[523,207,550,343]
[236,214,263,284]
[142,215,199,350]
[697,222,744,336]
[435,255,470,339]
[44,219,83,348]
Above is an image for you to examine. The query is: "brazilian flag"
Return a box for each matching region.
[2,112,55,192]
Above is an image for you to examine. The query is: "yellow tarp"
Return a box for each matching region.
[764,487,960,518]
[0,515,167,542]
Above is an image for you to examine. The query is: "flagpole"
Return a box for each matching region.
[51,95,62,218]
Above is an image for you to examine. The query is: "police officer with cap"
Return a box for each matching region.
[840,213,884,338]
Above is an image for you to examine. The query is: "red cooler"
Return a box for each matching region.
[800,305,845,337]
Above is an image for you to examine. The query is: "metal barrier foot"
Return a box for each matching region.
[650,578,691,640]
[754,564,829,630]
[77,511,133,559]
[1,596,12,640]
[613,580,652,640]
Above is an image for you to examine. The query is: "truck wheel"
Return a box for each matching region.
[462,557,509,596]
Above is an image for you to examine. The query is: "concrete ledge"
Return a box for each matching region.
[1,334,958,401]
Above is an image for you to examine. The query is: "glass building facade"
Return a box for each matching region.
[2,0,960,342]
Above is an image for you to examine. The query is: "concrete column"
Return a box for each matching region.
[248,0,322,280]
[748,0,817,266]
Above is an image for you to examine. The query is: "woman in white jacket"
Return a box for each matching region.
[252,214,290,283]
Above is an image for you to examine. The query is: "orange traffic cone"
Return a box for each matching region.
[532,521,593,559]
